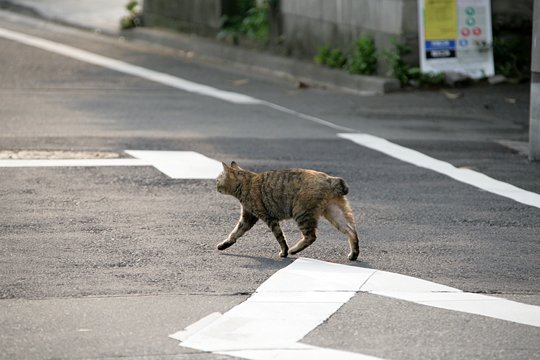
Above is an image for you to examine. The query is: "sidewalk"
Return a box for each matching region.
[0,0,399,94]
[0,0,126,33]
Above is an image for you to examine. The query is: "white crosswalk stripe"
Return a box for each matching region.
[170,258,540,359]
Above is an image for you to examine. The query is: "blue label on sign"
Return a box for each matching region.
[425,40,456,50]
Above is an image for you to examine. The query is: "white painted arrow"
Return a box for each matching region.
[170,258,540,360]
[0,150,222,179]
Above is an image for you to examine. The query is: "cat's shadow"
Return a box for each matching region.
[219,253,372,270]
[220,253,293,270]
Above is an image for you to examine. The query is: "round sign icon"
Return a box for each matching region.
[465,6,475,16]
[459,39,469,47]
[466,17,476,26]
[461,28,471,36]
[472,27,482,36]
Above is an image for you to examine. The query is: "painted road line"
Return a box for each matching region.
[170,258,385,360]
[0,158,148,167]
[170,258,540,360]
[124,150,222,179]
[0,27,261,105]
[0,150,222,179]
[361,269,540,328]
[261,101,357,132]
[339,133,540,209]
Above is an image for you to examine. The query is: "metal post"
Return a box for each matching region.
[530,0,540,161]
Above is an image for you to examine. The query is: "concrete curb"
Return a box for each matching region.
[123,27,401,95]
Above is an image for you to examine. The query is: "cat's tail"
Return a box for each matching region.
[329,177,349,196]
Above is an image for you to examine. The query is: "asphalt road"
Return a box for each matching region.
[0,11,539,360]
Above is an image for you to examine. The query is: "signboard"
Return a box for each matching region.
[418,0,494,78]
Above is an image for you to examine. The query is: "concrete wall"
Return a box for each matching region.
[279,0,533,64]
[280,0,417,59]
[143,0,223,36]
[142,0,533,74]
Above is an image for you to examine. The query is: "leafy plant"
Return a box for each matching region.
[419,71,446,85]
[493,36,531,80]
[315,35,377,74]
[219,0,269,43]
[327,49,347,68]
[348,35,377,75]
[314,46,331,65]
[382,39,445,87]
[381,39,412,86]
[239,6,269,41]
[120,0,142,29]
[314,46,347,69]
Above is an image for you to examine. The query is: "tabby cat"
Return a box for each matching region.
[216,161,360,261]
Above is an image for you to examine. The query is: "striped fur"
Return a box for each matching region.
[216,162,360,260]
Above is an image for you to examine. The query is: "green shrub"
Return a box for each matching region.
[493,36,531,80]
[314,46,347,69]
[314,46,330,65]
[382,39,445,87]
[239,6,269,41]
[315,35,376,74]
[120,0,142,29]
[348,35,377,75]
[381,39,412,86]
[219,0,269,43]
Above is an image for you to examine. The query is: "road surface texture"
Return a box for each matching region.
[0,8,538,360]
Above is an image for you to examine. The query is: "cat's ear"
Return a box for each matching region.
[222,162,230,171]
[230,161,240,169]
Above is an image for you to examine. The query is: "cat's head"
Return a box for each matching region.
[216,161,243,195]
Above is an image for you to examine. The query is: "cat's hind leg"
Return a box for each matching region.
[265,218,289,257]
[217,207,258,251]
[289,213,318,255]
[323,197,359,261]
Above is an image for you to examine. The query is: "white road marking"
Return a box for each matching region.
[124,150,222,179]
[261,101,357,132]
[0,27,261,105]
[170,258,385,360]
[0,158,148,167]
[339,133,540,209]
[0,150,222,179]
[170,258,540,359]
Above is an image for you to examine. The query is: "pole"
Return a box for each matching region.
[530,0,540,161]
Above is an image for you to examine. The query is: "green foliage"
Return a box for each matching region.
[493,36,531,80]
[219,1,269,43]
[314,46,331,65]
[348,35,377,75]
[381,39,445,87]
[381,39,412,86]
[315,37,446,86]
[314,46,347,69]
[315,35,376,73]
[419,71,446,85]
[239,6,269,40]
[120,0,142,29]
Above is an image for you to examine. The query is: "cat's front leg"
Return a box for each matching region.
[217,208,258,251]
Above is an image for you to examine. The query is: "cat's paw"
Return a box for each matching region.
[348,251,359,261]
[217,240,234,251]
[279,249,288,258]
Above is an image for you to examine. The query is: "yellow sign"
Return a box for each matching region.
[424,0,457,40]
